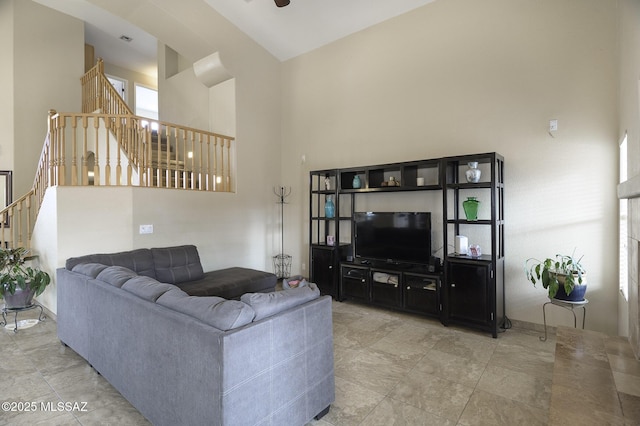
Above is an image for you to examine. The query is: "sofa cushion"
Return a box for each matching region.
[241,283,321,321]
[66,248,156,279]
[151,245,204,284]
[96,266,140,288]
[122,276,176,302]
[178,267,277,299]
[157,290,255,331]
[71,262,109,278]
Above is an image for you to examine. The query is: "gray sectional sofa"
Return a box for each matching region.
[57,245,334,426]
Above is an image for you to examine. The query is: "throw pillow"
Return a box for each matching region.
[121,276,176,302]
[72,262,108,278]
[157,291,256,331]
[241,283,320,321]
[96,266,139,288]
[151,245,205,284]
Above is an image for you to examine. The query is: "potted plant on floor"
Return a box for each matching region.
[0,247,51,309]
[524,251,587,301]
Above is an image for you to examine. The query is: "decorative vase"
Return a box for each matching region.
[3,286,35,309]
[352,175,362,189]
[324,196,335,218]
[555,283,587,301]
[554,273,587,301]
[465,162,481,183]
[462,197,479,221]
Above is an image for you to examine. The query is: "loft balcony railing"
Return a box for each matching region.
[46,110,234,191]
[0,59,236,249]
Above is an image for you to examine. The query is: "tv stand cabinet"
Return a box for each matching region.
[309,152,505,337]
[340,261,441,318]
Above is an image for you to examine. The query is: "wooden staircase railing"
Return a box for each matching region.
[0,59,236,250]
[81,58,133,116]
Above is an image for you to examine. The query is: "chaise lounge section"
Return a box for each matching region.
[57,245,334,426]
[63,245,277,299]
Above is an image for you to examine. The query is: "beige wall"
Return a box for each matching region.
[34,186,278,314]
[618,0,640,356]
[1,0,83,196]
[12,0,83,196]
[0,0,15,174]
[281,0,619,333]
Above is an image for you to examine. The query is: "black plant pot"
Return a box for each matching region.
[3,286,35,309]
[554,283,587,302]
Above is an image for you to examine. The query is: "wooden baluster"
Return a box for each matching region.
[154,126,159,188]
[213,136,219,191]
[126,117,133,186]
[175,127,180,189]
[82,116,88,185]
[104,116,111,186]
[175,127,180,188]
[221,138,227,192]
[71,117,78,185]
[93,117,101,186]
[165,126,171,188]
[115,118,122,185]
[206,135,212,191]
[0,210,5,248]
[198,133,204,190]
[7,208,13,249]
[48,111,57,186]
[190,131,195,189]
[173,127,179,189]
[225,139,231,192]
[182,129,187,189]
[25,197,31,249]
[16,200,23,248]
[147,126,153,187]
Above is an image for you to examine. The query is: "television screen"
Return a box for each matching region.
[354,212,431,264]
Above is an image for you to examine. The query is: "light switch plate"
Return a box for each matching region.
[139,224,153,234]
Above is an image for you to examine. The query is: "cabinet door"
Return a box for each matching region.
[447,261,490,325]
[404,273,439,316]
[371,270,401,308]
[341,266,369,301]
[311,247,335,297]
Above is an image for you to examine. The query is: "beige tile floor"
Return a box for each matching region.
[0,300,636,425]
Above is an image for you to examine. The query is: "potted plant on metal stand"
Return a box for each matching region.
[524,251,587,301]
[0,247,51,309]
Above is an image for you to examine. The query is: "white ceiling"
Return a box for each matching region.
[35,0,436,74]
[203,0,437,61]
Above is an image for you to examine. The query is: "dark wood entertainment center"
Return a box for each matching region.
[309,152,505,337]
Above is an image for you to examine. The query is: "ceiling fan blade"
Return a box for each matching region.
[274,0,290,7]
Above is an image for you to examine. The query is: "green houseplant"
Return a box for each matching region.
[0,247,51,309]
[524,252,587,301]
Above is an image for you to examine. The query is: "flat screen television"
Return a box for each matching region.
[354,212,431,264]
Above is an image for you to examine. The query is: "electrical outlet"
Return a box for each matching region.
[549,119,558,132]
[301,263,306,271]
[139,224,153,234]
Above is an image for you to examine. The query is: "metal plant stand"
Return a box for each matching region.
[540,298,588,342]
[1,303,45,333]
[273,186,292,279]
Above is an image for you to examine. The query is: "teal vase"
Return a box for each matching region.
[462,197,479,221]
[324,196,335,218]
[352,175,362,189]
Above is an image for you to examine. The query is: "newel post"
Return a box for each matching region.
[48,110,57,186]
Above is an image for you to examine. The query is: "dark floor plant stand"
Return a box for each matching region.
[1,302,45,333]
[540,298,588,342]
[273,186,292,279]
